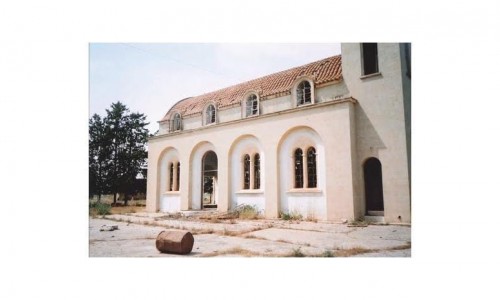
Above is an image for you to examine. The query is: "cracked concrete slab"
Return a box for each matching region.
[89,214,411,257]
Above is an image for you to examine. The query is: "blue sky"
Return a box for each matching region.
[89,43,341,133]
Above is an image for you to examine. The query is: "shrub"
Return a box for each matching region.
[237,205,260,219]
[94,202,111,216]
[280,211,302,221]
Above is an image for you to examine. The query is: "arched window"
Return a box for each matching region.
[254,153,260,189]
[307,147,317,188]
[296,81,312,106]
[206,104,216,125]
[243,154,250,189]
[294,148,304,188]
[169,163,174,191]
[246,94,259,117]
[172,113,182,131]
[176,162,180,191]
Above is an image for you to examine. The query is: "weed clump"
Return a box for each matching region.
[90,202,112,216]
[280,211,303,221]
[236,205,261,220]
[291,247,305,257]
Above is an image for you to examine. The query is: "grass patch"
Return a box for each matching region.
[280,211,303,221]
[90,202,112,216]
[290,247,305,257]
[236,205,261,220]
[110,205,144,215]
[200,247,260,257]
[334,247,373,257]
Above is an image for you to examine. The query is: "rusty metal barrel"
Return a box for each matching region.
[155,230,194,254]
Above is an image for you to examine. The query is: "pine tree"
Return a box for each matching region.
[89,102,149,205]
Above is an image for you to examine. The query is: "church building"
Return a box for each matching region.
[146,43,411,224]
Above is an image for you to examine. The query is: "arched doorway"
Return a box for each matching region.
[364,157,384,215]
[202,151,218,209]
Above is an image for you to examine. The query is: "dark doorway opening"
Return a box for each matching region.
[202,151,218,209]
[364,157,384,215]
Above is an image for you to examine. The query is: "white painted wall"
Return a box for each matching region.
[229,135,265,212]
[160,194,180,212]
[147,44,411,224]
[157,147,179,209]
[278,127,327,220]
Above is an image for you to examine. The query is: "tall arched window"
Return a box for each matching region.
[172,113,182,131]
[246,94,259,117]
[206,104,216,125]
[307,147,317,188]
[294,148,304,188]
[243,154,250,189]
[254,153,260,189]
[296,81,312,106]
[169,163,174,191]
[176,162,181,191]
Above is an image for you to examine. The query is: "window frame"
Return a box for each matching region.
[245,94,259,117]
[243,154,251,190]
[171,113,182,132]
[294,148,304,188]
[254,153,260,189]
[205,103,216,125]
[306,147,317,188]
[361,43,379,76]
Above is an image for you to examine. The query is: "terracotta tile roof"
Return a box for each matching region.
[161,54,342,121]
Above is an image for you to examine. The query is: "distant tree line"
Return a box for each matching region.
[89,102,149,205]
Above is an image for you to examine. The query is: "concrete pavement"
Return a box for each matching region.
[89,212,411,257]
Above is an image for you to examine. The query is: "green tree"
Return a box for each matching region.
[104,102,149,205]
[89,102,149,205]
[89,114,111,202]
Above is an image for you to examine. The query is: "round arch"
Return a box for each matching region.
[277,126,326,220]
[189,141,218,210]
[228,134,265,212]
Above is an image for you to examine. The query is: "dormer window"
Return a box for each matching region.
[296,81,312,106]
[206,104,216,125]
[171,113,182,131]
[245,94,259,117]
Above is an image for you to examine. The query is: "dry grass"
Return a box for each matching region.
[110,205,145,215]
[200,247,260,257]
[334,247,373,257]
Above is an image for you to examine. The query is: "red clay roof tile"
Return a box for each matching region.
[161,54,342,121]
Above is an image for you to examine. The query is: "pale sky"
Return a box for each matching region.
[89,43,341,133]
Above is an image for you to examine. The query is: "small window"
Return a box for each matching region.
[296,81,312,106]
[169,163,174,191]
[362,43,379,75]
[307,147,317,188]
[245,94,259,117]
[171,113,182,131]
[176,162,180,191]
[243,154,250,189]
[294,148,304,188]
[254,153,260,189]
[206,104,216,125]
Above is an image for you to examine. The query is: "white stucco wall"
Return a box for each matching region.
[341,43,411,223]
[278,127,327,220]
[160,194,180,212]
[147,98,357,221]
[146,43,411,224]
[229,135,265,212]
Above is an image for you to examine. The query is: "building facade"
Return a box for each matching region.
[146,43,411,223]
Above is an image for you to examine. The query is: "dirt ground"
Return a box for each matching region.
[89,212,411,257]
